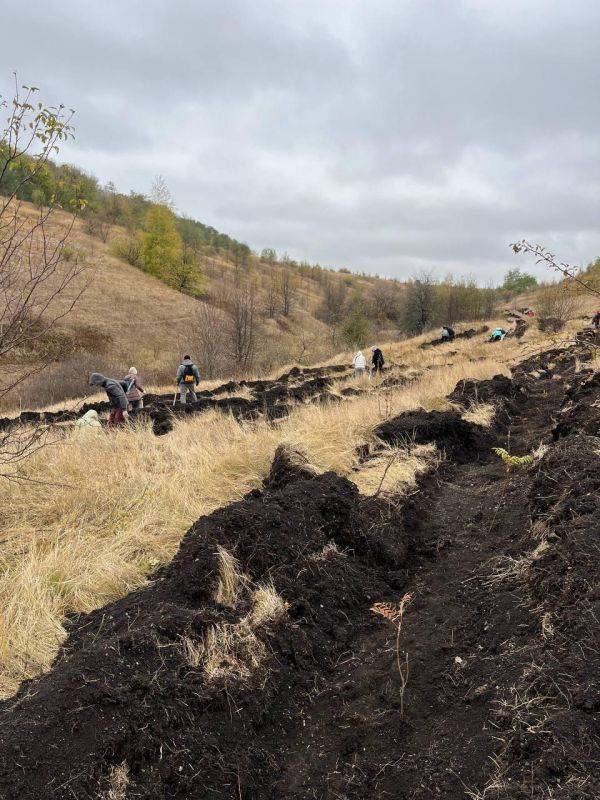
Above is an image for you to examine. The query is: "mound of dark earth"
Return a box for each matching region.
[553,370,600,439]
[488,432,600,797]
[0,447,414,800]
[448,373,523,406]
[448,373,529,430]
[374,409,493,463]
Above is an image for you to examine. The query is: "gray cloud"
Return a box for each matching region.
[3,0,600,281]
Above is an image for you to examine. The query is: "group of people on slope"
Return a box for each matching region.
[441,324,508,343]
[88,355,201,427]
[442,324,507,343]
[89,367,145,426]
[352,346,385,378]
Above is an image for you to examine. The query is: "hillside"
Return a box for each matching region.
[2,201,390,411]
[4,191,518,412]
[0,315,598,798]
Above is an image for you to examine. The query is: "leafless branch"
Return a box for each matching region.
[511,240,600,299]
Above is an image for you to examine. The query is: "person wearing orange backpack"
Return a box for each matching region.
[175,355,201,404]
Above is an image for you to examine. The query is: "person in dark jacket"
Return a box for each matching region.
[441,326,455,342]
[89,373,128,426]
[370,346,385,375]
[175,355,201,404]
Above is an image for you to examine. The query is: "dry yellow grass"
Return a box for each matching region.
[348,443,439,497]
[182,576,287,682]
[462,403,497,427]
[214,546,246,608]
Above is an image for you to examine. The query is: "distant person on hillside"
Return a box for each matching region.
[88,373,129,426]
[441,326,455,342]
[370,346,385,375]
[176,355,201,404]
[352,350,367,378]
[592,311,600,329]
[489,328,507,342]
[123,367,145,410]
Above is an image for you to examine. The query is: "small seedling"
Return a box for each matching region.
[371,592,413,716]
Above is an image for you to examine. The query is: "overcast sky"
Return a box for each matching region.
[3,0,600,282]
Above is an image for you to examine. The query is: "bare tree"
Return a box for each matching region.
[227,280,257,373]
[400,272,436,334]
[0,77,87,469]
[264,266,278,319]
[280,270,296,317]
[84,215,110,242]
[369,281,402,323]
[317,278,347,326]
[150,174,174,210]
[190,304,230,378]
[535,283,577,332]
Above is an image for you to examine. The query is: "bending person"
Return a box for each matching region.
[89,373,129,426]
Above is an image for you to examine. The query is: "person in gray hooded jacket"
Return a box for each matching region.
[175,356,201,404]
[89,373,129,426]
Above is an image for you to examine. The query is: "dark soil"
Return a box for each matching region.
[552,370,600,439]
[0,337,599,799]
[374,409,494,463]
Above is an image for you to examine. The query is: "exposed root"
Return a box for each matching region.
[101,762,130,800]
[486,540,550,586]
[462,402,497,427]
[310,541,347,561]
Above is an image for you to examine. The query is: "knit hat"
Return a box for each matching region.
[128,367,138,375]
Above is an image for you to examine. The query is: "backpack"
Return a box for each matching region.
[183,364,196,383]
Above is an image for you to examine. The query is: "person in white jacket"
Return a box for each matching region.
[353,350,367,378]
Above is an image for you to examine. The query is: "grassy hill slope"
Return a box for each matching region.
[2,202,379,410]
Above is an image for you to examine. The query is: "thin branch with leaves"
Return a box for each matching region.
[0,75,88,471]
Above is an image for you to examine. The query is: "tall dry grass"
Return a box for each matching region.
[0,354,508,696]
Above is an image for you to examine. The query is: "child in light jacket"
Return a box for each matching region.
[124,367,144,410]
